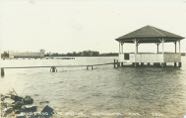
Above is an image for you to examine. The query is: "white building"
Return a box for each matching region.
[9,49,45,59]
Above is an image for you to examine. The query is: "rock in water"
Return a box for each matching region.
[16,113,26,118]
[41,105,54,117]
[23,96,33,104]
[21,105,37,112]
[13,101,24,110]
[10,95,23,102]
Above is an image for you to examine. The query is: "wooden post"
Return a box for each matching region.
[121,43,123,54]
[147,63,150,66]
[119,42,121,54]
[157,43,159,53]
[178,40,181,68]
[114,59,116,68]
[161,63,165,68]
[121,42,124,54]
[91,66,93,70]
[162,39,164,55]
[178,62,182,67]
[174,62,177,67]
[178,40,181,54]
[141,62,144,66]
[175,41,177,53]
[50,66,57,72]
[86,66,89,70]
[116,60,119,68]
[136,63,139,67]
[161,38,165,67]
[134,39,137,67]
[164,63,167,67]
[121,62,124,67]
[1,68,5,77]
[154,63,160,67]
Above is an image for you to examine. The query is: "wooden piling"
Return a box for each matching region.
[134,62,139,67]
[121,62,124,67]
[116,60,119,68]
[114,59,116,68]
[141,62,144,66]
[153,63,160,67]
[1,68,5,77]
[161,63,166,68]
[132,63,135,66]
[178,62,182,68]
[147,63,150,66]
[174,62,177,67]
[50,66,57,72]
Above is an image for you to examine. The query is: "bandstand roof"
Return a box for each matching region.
[116,25,184,43]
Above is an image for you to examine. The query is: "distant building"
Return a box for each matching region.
[9,49,45,59]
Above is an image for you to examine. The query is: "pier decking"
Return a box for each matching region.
[0,62,114,77]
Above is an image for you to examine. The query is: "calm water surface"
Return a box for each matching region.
[1,56,186,118]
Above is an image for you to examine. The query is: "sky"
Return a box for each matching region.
[0,0,186,53]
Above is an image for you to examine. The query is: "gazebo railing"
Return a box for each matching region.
[119,53,181,63]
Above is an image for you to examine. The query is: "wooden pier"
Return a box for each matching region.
[0,62,114,77]
[1,58,183,77]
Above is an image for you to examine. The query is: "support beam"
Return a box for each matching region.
[136,43,139,53]
[121,62,124,67]
[174,62,177,67]
[116,60,119,68]
[114,59,116,68]
[174,41,177,53]
[134,39,137,54]
[162,39,165,62]
[121,43,124,54]
[178,40,181,54]
[157,43,159,53]
[137,42,139,53]
[1,68,5,77]
[119,42,121,54]
[179,62,182,67]
[134,39,137,67]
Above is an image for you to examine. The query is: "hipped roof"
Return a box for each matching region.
[116,25,184,43]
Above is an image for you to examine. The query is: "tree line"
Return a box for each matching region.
[45,50,117,57]
[1,50,118,59]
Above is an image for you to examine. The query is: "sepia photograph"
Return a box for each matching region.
[0,0,186,117]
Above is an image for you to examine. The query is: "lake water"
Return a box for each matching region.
[1,56,186,118]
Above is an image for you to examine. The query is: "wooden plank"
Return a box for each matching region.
[1,62,114,69]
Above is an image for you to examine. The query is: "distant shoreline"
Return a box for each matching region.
[46,55,118,57]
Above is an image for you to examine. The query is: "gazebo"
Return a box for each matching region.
[115,25,184,67]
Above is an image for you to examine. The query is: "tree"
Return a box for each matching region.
[1,51,9,59]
